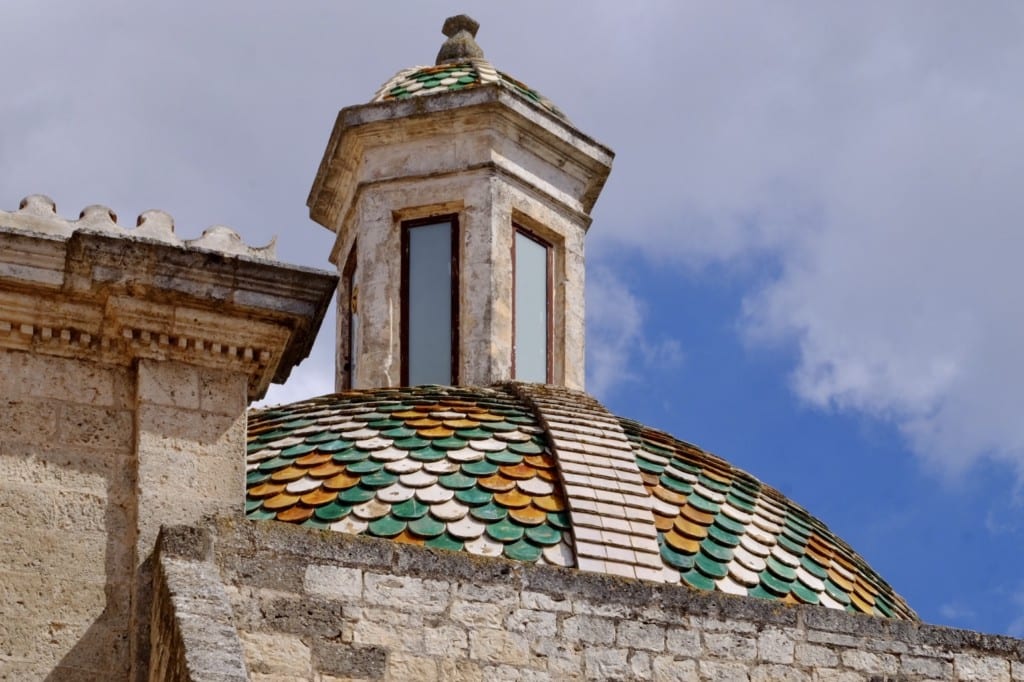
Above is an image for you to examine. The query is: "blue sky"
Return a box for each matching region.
[3,1,1024,635]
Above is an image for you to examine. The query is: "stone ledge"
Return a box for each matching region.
[152,527,251,681]
[208,517,1023,660]
[0,227,336,399]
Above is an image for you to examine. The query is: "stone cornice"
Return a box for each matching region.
[308,85,614,232]
[0,227,337,399]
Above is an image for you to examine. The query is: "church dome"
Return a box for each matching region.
[246,384,916,621]
[369,14,567,121]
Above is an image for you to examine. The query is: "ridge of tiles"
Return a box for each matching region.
[616,416,918,621]
[246,386,573,567]
[512,385,671,583]
[371,59,568,120]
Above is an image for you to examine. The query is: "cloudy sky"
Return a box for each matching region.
[4,1,1024,634]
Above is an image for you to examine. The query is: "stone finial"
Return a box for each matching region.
[436,14,484,64]
[1,194,71,236]
[19,194,57,215]
[133,209,182,245]
[76,205,120,232]
[187,225,277,260]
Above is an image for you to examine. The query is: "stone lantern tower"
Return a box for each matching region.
[307,15,613,391]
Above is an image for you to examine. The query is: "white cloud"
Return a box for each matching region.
[586,267,683,398]
[592,4,1024,476]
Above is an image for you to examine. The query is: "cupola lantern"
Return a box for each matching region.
[308,15,613,390]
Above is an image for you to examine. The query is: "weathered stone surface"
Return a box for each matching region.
[469,629,531,665]
[756,627,795,664]
[312,641,386,679]
[203,521,1024,681]
[955,653,1012,681]
[617,620,666,652]
[304,565,364,601]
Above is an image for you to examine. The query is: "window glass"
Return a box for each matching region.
[406,221,453,385]
[514,230,549,382]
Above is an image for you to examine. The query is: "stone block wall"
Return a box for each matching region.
[0,349,135,680]
[0,350,249,680]
[169,518,1024,682]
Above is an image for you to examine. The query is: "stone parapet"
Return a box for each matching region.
[0,199,336,399]
[178,517,1024,681]
[150,527,249,682]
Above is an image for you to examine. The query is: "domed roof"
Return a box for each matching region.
[371,60,567,121]
[246,384,916,620]
[369,14,567,121]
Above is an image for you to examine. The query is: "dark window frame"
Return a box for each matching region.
[400,215,460,386]
[511,224,553,383]
[341,243,358,389]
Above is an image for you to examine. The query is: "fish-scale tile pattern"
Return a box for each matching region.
[371,60,567,120]
[514,385,668,582]
[246,386,573,567]
[617,417,917,620]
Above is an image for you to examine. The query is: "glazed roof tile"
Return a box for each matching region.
[247,386,573,567]
[371,60,568,121]
[617,416,916,620]
[247,384,917,620]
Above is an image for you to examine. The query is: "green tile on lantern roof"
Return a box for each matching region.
[408,446,449,462]
[503,438,544,454]
[247,471,270,486]
[392,498,429,520]
[484,450,523,465]
[314,502,351,522]
[426,533,465,552]
[759,571,793,597]
[767,556,798,582]
[504,538,543,562]
[486,517,525,543]
[547,511,570,530]
[777,534,806,556]
[682,569,716,592]
[699,540,733,565]
[319,438,356,453]
[470,502,508,522]
[346,460,383,475]
[455,487,492,506]
[368,516,407,538]
[409,515,446,538]
[637,458,665,475]
[338,486,376,504]
[524,523,561,546]
[331,449,368,464]
[660,541,695,571]
[462,460,499,477]
[660,475,693,496]
[439,472,477,490]
[361,471,399,488]
[707,525,741,548]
